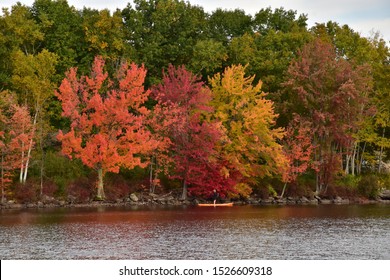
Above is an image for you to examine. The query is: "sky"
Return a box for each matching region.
[1,0,389,43]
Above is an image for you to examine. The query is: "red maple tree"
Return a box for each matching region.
[152,65,233,199]
[56,56,158,199]
[283,38,372,193]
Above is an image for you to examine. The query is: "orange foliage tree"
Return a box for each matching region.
[0,92,33,202]
[281,114,315,197]
[56,56,158,200]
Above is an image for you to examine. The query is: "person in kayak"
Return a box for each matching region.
[212,189,219,205]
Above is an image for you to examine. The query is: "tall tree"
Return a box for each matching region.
[209,64,288,191]
[1,3,44,55]
[152,65,229,199]
[31,0,85,76]
[207,8,252,45]
[82,8,126,67]
[310,22,389,175]
[283,38,372,193]
[281,114,314,197]
[0,92,33,201]
[0,3,44,90]
[11,49,58,186]
[56,56,157,199]
[253,7,307,35]
[122,0,207,83]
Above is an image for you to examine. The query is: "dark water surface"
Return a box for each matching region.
[0,204,389,259]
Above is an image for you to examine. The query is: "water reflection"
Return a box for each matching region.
[0,205,389,259]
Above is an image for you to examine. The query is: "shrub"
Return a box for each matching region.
[357,174,380,199]
[103,174,132,201]
[66,176,94,203]
[43,150,90,197]
[13,181,39,203]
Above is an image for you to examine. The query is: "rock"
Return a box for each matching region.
[37,201,44,208]
[309,199,319,204]
[333,196,349,204]
[9,203,23,209]
[246,197,258,204]
[182,200,191,205]
[299,196,310,204]
[58,200,66,207]
[319,199,332,204]
[260,198,274,204]
[233,200,245,205]
[42,195,55,204]
[67,195,77,204]
[333,196,343,203]
[379,189,390,200]
[275,198,287,204]
[130,193,139,202]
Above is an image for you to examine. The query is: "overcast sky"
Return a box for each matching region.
[2,0,389,43]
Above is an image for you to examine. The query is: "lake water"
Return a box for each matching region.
[0,204,389,259]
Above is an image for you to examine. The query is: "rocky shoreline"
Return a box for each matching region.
[1,190,390,210]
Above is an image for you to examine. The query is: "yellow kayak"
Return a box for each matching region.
[197,202,234,207]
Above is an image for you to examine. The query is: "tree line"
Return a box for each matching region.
[1,0,389,202]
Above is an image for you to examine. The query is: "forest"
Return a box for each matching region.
[1,0,389,204]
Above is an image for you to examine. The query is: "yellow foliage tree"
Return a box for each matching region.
[209,64,288,188]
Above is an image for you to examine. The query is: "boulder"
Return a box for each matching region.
[130,193,139,202]
[58,200,66,207]
[260,198,274,204]
[9,203,23,209]
[379,190,390,200]
[309,199,319,204]
[319,199,332,204]
[333,196,350,204]
[67,195,77,204]
[41,195,55,204]
[299,196,310,204]
[275,198,287,204]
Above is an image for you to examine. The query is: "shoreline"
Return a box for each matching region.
[1,193,390,210]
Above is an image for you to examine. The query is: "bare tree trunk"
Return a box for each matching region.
[39,120,44,197]
[1,153,4,203]
[96,167,105,200]
[19,140,25,183]
[357,142,366,175]
[149,156,155,194]
[351,143,357,176]
[378,128,385,173]
[181,179,188,200]
[22,111,38,184]
[40,151,44,196]
[281,182,287,198]
[345,154,350,175]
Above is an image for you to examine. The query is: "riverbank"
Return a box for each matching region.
[1,190,390,210]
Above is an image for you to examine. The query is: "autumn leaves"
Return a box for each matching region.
[56,57,285,199]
